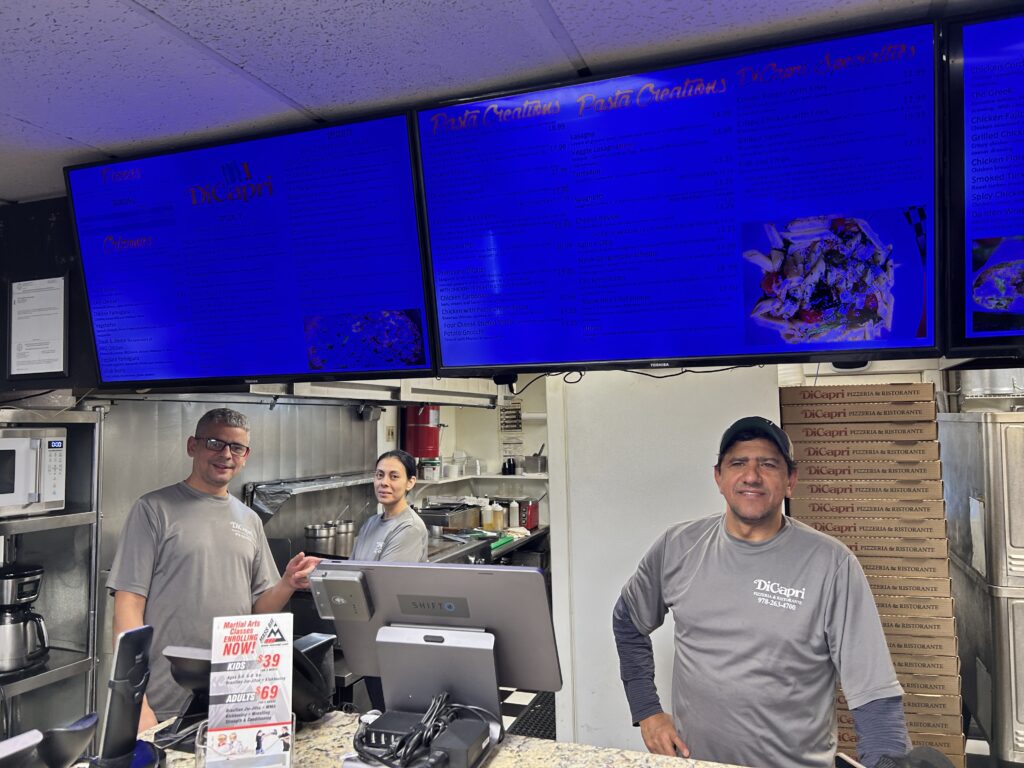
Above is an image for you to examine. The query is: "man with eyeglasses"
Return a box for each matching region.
[108,408,320,732]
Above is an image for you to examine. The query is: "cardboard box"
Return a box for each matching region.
[789,499,945,519]
[799,461,942,481]
[785,422,938,442]
[836,728,859,752]
[897,693,963,717]
[837,691,961,717]
[842,538,949,559]
[882,615,956,637]
[886,633,958,657]
[867,576,952,599]
[905,731,965,755]
[891,653,960,676]
[858,557,950,578]
[792,480,944,500]
[792,441,940,461]
[872,594,954,618]
[836,706,962,735]
[837,734,964,768]
[898,674,961,696]
[903,711,963,736]
[780,383,935,405]
[795,516,947,538]
[781,402,937,424]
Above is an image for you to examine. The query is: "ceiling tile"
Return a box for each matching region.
[138,0,578,115]
[0,114,98,201]
[551,0,935,72]
[0,1,309,154]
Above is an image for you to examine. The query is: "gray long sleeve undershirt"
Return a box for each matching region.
[611,596,911,767]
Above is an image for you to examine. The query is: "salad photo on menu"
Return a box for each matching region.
[741,212,924,345]
[970,236,1024,332]
[304,308,426,371]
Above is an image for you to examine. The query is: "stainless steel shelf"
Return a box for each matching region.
[0,509,97,536]
[0,649,92,697]
[0,409,101,426]
[416,473,548,487]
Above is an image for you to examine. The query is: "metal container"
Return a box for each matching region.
[523,455,548,474]
[304,524,336,556]
[416,504,480,531]
[938,412,1024,765]
[959,368,1024,397]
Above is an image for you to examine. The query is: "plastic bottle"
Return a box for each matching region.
[509,499,520,528]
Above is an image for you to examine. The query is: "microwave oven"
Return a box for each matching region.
[0,428,67,518]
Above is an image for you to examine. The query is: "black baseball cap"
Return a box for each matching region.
[718,416,795,465]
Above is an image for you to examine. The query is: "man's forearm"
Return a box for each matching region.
[851,696,912,767]
[612,595,663,723]
[253,579,294,614]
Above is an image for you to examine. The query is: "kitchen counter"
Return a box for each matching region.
[145,711,749,768]
[305,526,549,565]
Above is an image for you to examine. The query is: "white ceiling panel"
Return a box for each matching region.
[0,114,98,201]
[552,0,935,71]
[0,0,1022,204]
[137,0,578,116]
[0,1,308,162]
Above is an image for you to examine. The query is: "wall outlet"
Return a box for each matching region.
[386,426,396,442]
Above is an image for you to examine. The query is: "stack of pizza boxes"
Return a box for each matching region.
[780,382,965,768]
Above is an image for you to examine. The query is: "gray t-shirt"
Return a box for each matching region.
[107,482,280,719]
[621,514,901,768]
[350,507,428,562]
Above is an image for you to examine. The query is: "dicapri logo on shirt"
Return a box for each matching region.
[752,578,806,612]
[229,521,257,545]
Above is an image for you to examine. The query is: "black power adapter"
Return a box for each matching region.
[429,720,490,768]
[363,711,424,749]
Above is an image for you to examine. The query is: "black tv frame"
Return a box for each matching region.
[943,8,1024,360]
[63,109,440,389]
[413,20,946,379]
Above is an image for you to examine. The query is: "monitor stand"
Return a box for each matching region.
[377,624,503,745]
[154,689,208,752]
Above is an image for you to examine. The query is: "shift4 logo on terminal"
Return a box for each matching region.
[398,595,470,618]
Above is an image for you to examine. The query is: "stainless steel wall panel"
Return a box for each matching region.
[940,412,1024,767]
[92,397,376,571]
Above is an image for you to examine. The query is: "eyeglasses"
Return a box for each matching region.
[195,436,250,457]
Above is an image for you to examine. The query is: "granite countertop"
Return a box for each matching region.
[150,711,749,768]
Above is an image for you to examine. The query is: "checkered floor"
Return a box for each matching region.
[498,688,556,739]
[498,687,538,730]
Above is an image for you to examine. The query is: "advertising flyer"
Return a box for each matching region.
[206,614,293,766]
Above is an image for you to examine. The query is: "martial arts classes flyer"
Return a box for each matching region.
[206,613,294,766]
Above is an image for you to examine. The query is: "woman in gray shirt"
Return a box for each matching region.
[351,449,428,562]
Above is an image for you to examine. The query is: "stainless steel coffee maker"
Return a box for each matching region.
[0,561,49,673]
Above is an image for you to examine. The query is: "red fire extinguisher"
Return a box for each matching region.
[402,405,440,459]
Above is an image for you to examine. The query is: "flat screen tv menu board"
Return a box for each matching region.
[948,13,1024,355]
[66,115,432,385]
[419,25,937,374]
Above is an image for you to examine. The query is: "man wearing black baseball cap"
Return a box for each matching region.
[612,416,911,768]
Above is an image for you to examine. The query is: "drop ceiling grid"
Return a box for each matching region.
[137,0,579,114]
[0,114,99,201]
[0,2,307,165]
[550,0,937,70]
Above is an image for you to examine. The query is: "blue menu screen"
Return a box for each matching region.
[961,15,1024,339]
[419,25,936,370]
[67,115,431,384]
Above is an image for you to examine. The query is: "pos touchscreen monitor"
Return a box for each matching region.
[308,560,561,719]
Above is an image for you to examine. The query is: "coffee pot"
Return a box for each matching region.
[0,563,49,673]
